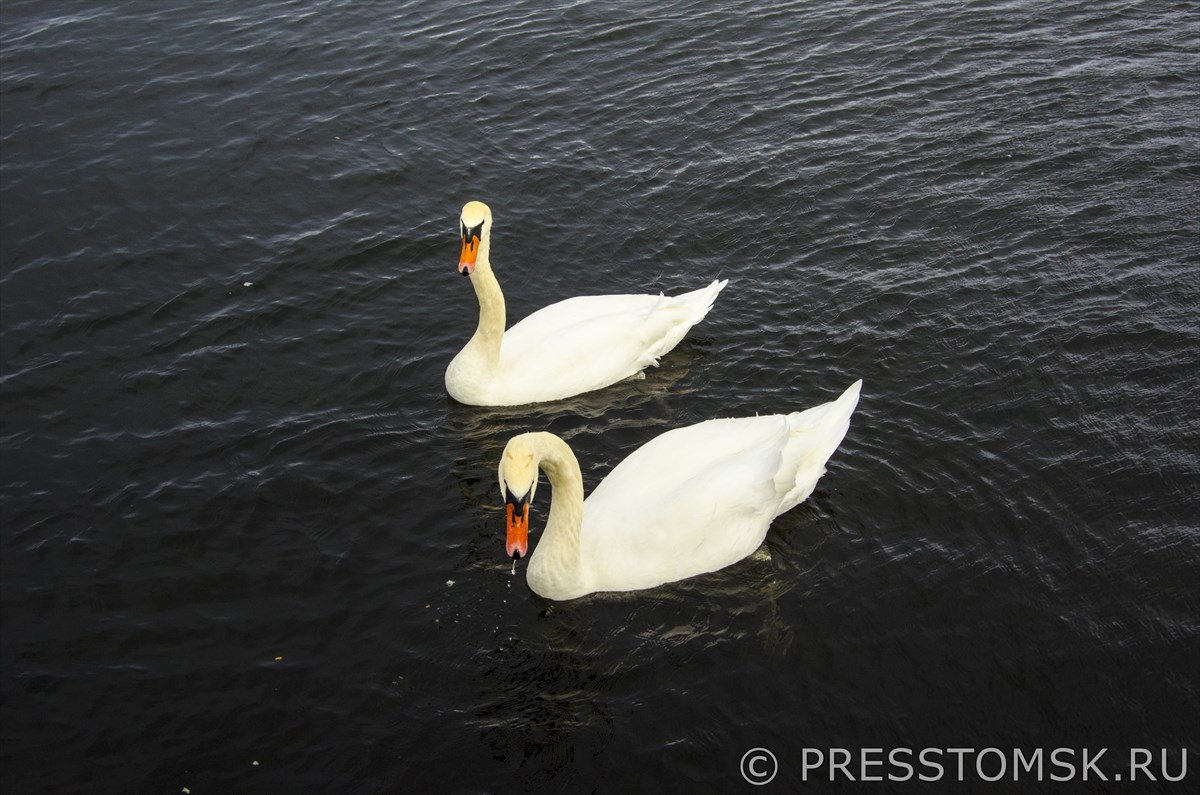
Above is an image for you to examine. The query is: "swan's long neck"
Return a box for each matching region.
[525,433,587,600]
[465,232,504,368]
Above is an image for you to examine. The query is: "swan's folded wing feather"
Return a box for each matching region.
[496,294,663,398]
[495,285,724,403]
[579,416,791,591]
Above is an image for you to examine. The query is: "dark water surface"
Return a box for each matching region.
[2,0,1197,792]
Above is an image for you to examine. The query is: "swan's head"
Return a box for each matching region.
[498,436,538,560]
[458,201,492,276]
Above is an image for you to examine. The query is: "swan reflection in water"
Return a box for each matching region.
[462,544,823,786]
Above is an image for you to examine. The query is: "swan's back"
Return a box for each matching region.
[577,380,862,594]
[490,280,727,404]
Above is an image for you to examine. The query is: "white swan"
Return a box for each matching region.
[446,201,728,406]
[498,380,863,600]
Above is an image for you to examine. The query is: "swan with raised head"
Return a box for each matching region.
[446,201,728,406]
[497,380,862,600]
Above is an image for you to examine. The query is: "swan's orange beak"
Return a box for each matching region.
[506,502,529,559]
[459,233,480,276]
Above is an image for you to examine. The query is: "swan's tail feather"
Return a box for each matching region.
[639,279,729,367]
[673,278,728,321]
[775,380,862,515]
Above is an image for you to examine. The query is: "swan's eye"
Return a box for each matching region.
[462,221,484,244]
[504,486,530,509]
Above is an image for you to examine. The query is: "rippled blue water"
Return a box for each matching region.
[2,0,1197,791]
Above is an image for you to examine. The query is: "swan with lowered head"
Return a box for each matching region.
[446,201,727,406]
[498,380,863,600]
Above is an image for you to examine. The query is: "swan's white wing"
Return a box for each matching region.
[579,416,793,592]
[504,294,658,364]
[490,281,726,404]
[570,381,861,595]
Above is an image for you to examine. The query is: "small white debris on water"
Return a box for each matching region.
[243,282,253,287]
[182,789,190,794]
[445,579,455,586]
[252,761,259,766]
